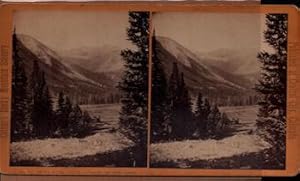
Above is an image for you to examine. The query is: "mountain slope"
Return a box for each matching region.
[70,64,121,88]
[156,36,252,96]
[59,46,123,73]
[16,34,117,103]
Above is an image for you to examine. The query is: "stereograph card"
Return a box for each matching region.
[0,2,299,176]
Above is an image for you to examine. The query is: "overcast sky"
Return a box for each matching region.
[153,12,268,53]
[14,11,269,55]
[14,11,133,52]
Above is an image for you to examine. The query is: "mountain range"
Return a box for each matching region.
[155,36,258,97]
[197,48,260,75]
[16,34,117,104]
[16,34,259,103]
[58,45,123,74]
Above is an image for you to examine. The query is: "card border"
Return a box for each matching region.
[0,2,298,176]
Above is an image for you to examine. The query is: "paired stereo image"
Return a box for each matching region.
[10,11,287,169]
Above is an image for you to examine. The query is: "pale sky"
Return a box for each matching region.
[14,11,269,55]
[14,11,133,52]
[153,12,268,53]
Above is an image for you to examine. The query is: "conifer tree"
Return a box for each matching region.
[195,92,203,117]
[168,62,180,105]
[151,32,169,143]
[167,64,194,139]
[195,92,205,137]
[56,92,81,137]
[30,60,41,136]
[62,96,73,135]
[65,97,72,118]
[220,112,229,130]
[207,105,221,137]
[202,98,211,136]
[255,14,287,167]
[40,86,54,136]
[118,12,149,166]
[167,62,181,139]
[178,72,193,138]
[57,92,65,114]
[82,110,92,127]
[30,60,53,137]
[68,104,83,137]
[11,28,31,141]
[195,93,203,121]
[203,98,211,119]
[55,91,66,135]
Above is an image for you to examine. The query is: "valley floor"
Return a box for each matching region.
[10,132,133,167]
[10,105,280,169]
[150,106,275,169]
[10,104,144,167]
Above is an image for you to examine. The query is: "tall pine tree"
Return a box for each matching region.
[64,96,73,129]
[178,72,193,138]
[207,105,221,137]
[40,86,54,136]
[167,62,181,139]
[255,14,287,167]
[11,28,31,141]
[30,60,41,136]
[167,63,193,140]
[55,91,65,136]
[151,32,169,143]
[202,98,211,137]
[195,92,205,137]
[69,104,83,137]
[30,61,53,137]
[195,92,204,117]
[118,12,149,166]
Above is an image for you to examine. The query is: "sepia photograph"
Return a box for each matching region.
[10,10,149,167]
[150,12,287,169]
